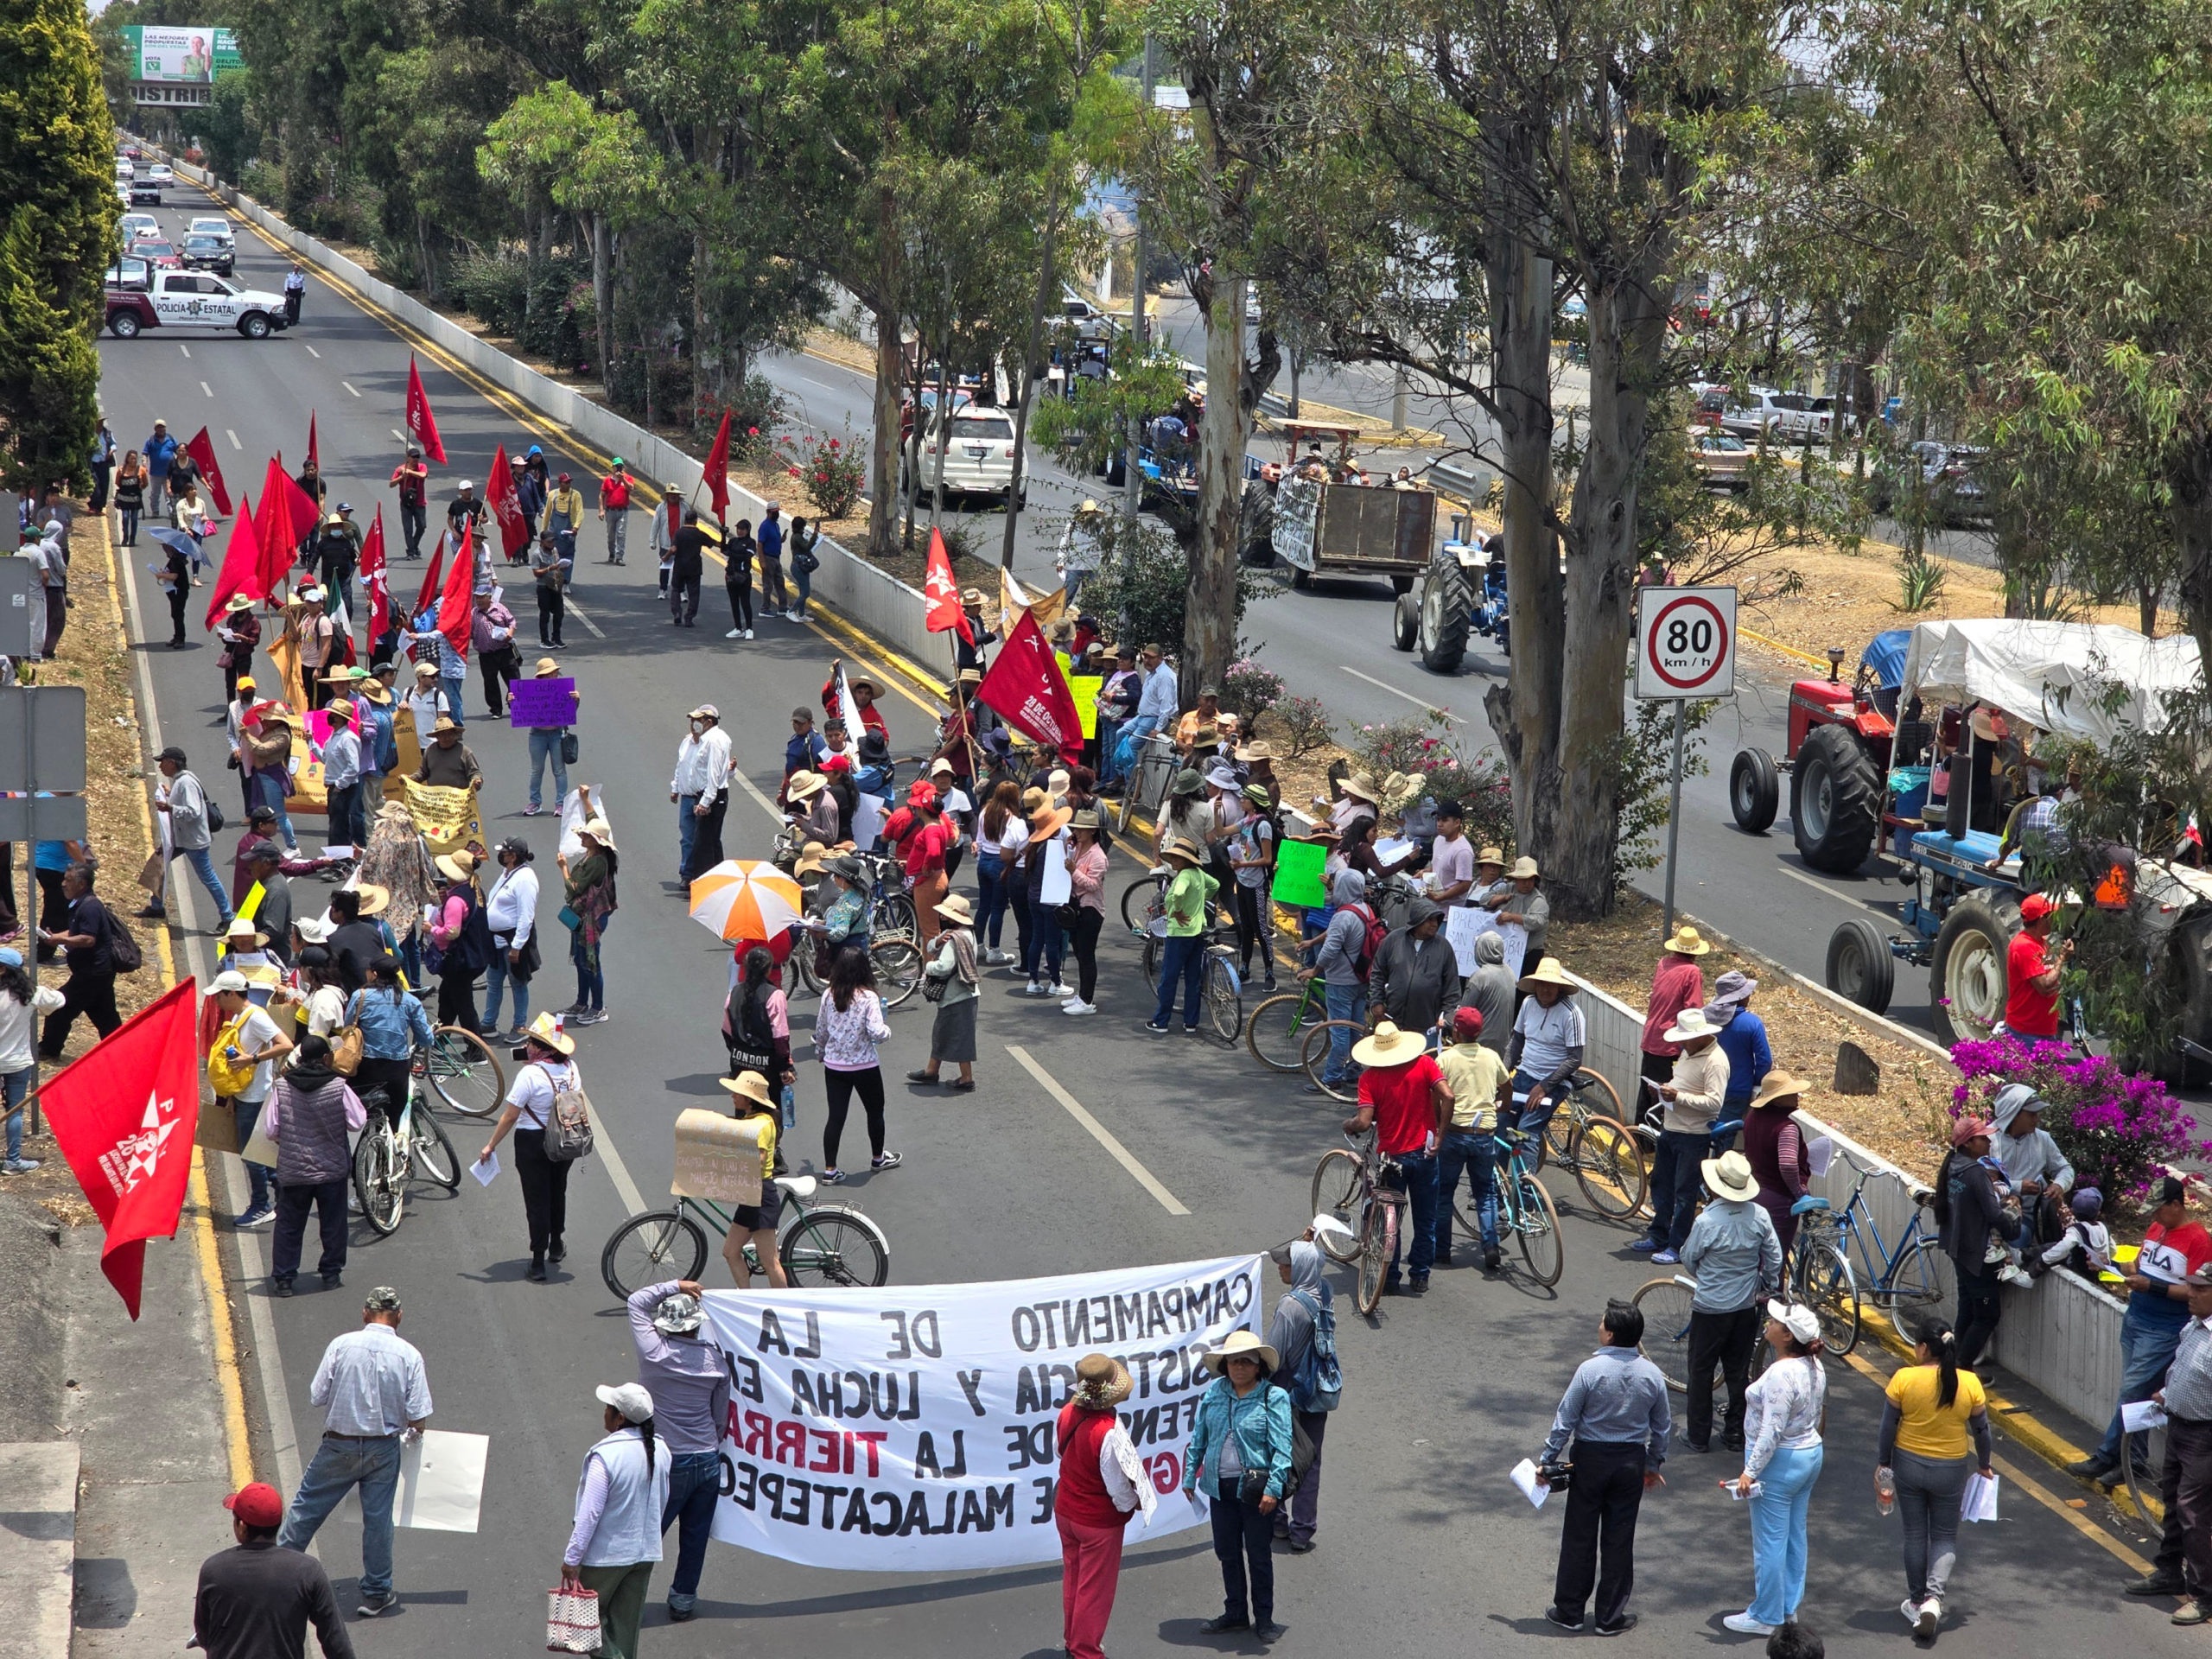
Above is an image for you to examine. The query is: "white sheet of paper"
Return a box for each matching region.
[470,1151,499,1186]
[1961,1472,1999,1522]
[2124,1399,2171,1433]
[1444,905,1494,976]
[1497,919,1528,982]
[1373,836,1414,865]
[319,844,354,861]
[556,786,607,863]
[852,793,887,851]
[1038,835,1072,906]
[1510,1458,1549,1510]
[1806,1135,1836,1179]
[345,1430,489,1533]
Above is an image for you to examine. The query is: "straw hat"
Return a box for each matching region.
[1030,802,1073,841]
[520,1011,575,1056]
[1235,741,1275,763]
[534,657,561,677]
[435,849,477,883]
[1662,925,1711,957]
[1701,1150,1760,1203]
[430,715,462,735]
[356,679,391,705]
[1351,1020,1427,1068]
[1200,1329,1281,1376]
[787,770,827,801]
[1517,956,1576,992]
[1476,846,1506,867]
[1662,1007,1722,1046]
[721,1071,775,1109]
[222,918,270,949]
[1507,855,1539,880]
[1069,808,1103,835]
[580,817,617,850]
[1160,836,1204,866]
[1070,1353,1134,1410]
[935,893,976,926]
[224,594,256,613]
[352,882,391,918]
[793,841,830,876]
[1340,772,1380,803]
[1746,1070,1804,1112]
[849,676,880,697]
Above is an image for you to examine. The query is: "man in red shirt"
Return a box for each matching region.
[1639,925,1709,1104]
[821,664,891,741]
[597,459,632,565]
[2004,893,2069,1039]
[1344,1022,1452,1294]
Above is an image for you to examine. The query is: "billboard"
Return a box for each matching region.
[124,26,242,85]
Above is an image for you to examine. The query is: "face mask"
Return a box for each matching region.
[690,720,705,736]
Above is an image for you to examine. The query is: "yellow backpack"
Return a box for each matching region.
[206,1010,257,1098]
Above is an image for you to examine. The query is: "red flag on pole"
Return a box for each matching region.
[413,539,446,623]
[204,491,262,626]
[184,427,231,514]
[924,528,974,644]
[483,443,529,561]
[253,462,293,600]
[702,411,732,519]
[361,505,390,643]
[976,608,1084,760]
[41,981,203,1319]
[305,411,319,474]
[435,523,476,658]
[404,356,447,464]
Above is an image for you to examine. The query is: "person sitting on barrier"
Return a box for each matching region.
[1988,1082,2074,1286]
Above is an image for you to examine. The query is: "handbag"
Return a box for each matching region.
[561,731,580,766]
[559,904,583,931]
[545,1586,601,1653]
[331,1023,365,1077]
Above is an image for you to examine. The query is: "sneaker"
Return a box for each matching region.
[1999,1266,2036,1288]
[1482,1245,1501,1270]
[234,1206,274,1230]
[1062,1000,1096,1016]
[1917,1598,1941,1637]
[983,949,1014,966]
[1651,1249,1681,1265]
[1144,1021,1171,1036]
[823,1167,846,1185]
[1901,1599,1922,1626]
[666,1597,696,1624]
[1542,1607,1585,1632]
[321,1272,343,1290]
[1628,1237,1662,1254]
[573,1009,608,1026]
[559,1002,589,1017]
[523,804,541,817]
[2128,1573,2189,1597]
[2,1157,40,1173]
[1025,980,1047,996]
[356,1593,396,1618]
[1046,983,1073,997]
[1262,976,1277,993]
[1721,1613,1776,1636]
[271,1277,294,1297]
[2176,1601,2212,1627]
[872,1152,902,1171]
[744,629,753,639]
[1198,1615,1250,1636]
[1594,1614,1638,1637]
[727,628,744,638]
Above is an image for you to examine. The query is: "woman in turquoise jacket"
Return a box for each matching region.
[1184,1329,1296,1641]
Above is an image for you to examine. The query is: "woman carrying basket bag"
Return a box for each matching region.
[555,1381,668,1659]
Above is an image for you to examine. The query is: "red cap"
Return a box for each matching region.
[2020,893,2056,922]
[1452,1006,1484,1039]
[819,753,852,772]
[907,780,938,809]
[224,1481,283,1528]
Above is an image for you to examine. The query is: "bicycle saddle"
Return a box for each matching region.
[1790,1195,1830,1214]
[776,1175,818,1199]
[1709,1118,1745,1138]
[1148,864,1169,876]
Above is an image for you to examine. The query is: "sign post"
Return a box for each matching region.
[0,683,91,1136]
[1634,585,1737,939]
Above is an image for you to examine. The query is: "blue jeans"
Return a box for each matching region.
[529,729,569,810]
[3,1066,29,1162]
[439,676,467,726]
[1390,1147,1439,1283]
[791,563,812,616]
[2093,1302,2187,1469]
[1747,1441,1822,1625]
[1435,1127,1498,1253]
[571,915,607,1011]
[662,1450,721,1604]
[976,852,1008,947]
[1324,981,1360,1083]
[232,1095,275,1212]
[1644,1129,1711,1251]
[483,947,529,1033]
[1153,932,1205,1028]
[1097,715,1124,784]
[1027,906,1065,985]
[677,795,702,881]
[280,1432,403,1599]
[1512,1071,1573,1135]
[171,843,234,926]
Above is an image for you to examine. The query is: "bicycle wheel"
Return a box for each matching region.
[353,1131,403,1236]
[1541,1108,1577,1167]
[1513,1171,1564,1287]
[1573,1117,1649,1222]
[1300,1020,1364,1103]
[793,946,824,998]
[872,893,917,938]
[1247,991,1318,1071]
[781,1205,892,1287]
[1355,1198,1390,1315]
[1121,875,1163,935]
[1872,1237,1947,1340]
[1203,955,1243,1046]
[1310,1150,1364,1253]
[1141,936,1163,993]
[1793,1239,1861,1355]
[1632,1276,1698,1392]
[871,937,924,1009]
[1574,1069,1627,1123]
[410,1109,461,1191]
[601,1211,709,1300]
[423,1027,505,1117]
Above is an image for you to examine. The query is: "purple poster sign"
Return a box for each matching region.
[508,677,578,728]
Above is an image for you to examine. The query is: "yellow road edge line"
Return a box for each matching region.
[94,504,256,1491]
[1740,626,1833,670]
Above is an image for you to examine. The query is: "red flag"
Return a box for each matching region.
[184,427,231,515]
[413,539,446,622]
[404,356,447,464]
[305,410,319,474]
[204,491,262,626]
[924,528,974,644]
[976,608,1084,760]
[483,443,529,561]
[362,505,390,642]
[702,411,732,518]
[435,523,477,659]
[276,461,320,548]
[254,461,293,599]
[41,981,202,1319]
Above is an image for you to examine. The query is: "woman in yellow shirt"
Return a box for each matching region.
[1878,1314,1993,1638]
[716,1071,789,1290]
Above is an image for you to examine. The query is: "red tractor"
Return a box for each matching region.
[1728,630,1909,874]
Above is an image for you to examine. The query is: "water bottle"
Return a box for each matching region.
[1876,1466,1896,1516]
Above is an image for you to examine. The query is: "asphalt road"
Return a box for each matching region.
[89,186,2176,1657]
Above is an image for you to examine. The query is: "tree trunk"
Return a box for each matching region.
[1001,190,1062,568]
[1184,270,1249,711]
[591,213,612,395]
[867,188,904,562]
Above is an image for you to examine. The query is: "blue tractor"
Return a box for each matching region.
[1389,513,1510,673]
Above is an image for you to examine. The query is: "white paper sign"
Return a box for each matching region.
[701,1255,1264,1571]
[1961,1472,1999,1523]
[345,1430,489,1533]
[2124,1399,2171,1433]
[1037,835,1071,907]
[1443,906,1527,982]
[853,793,887,852]
[556,785,608,863]
[1510,1458,1550,1510]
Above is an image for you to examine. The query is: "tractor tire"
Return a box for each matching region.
[1729,747,1780,834]
[1790,722,1881,874]
[1418,554,1473,675]
[1391,593,1419,652]
[1290,567,1313,590]
[1826,918,1895,1014]
[1931,894,2019,1045]
[1237,481,1276,567]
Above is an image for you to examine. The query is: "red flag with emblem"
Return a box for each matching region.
[435,521,476,658]
[305,411,319,474]
[361,505,390,642]
[204,491,262,626]
[976,607,1084,760]
[404,356,447,464]
[41,981,202,1319]
[184,427,231,515]
[483,443,529,561]
[702,411,732,518]
[923,527,973,644]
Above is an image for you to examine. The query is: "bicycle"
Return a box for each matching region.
[1139,926,1243,1045]
[1110,729,1179,834]
[1783,1195,1863,1355]
[1247,974,1332,1071]
[1307,1128,1404,1315]
[414,1023,506,1118]
[1525,1071,1646,1222]
[352,1069,461,1236]
[1123,861,1236,939]
[791,930,925,1009]
[1478,1128,1564,1287]
[1816,1150,1948,1344]
[1632,1269,1773,1416]
[600,1178,893,1297]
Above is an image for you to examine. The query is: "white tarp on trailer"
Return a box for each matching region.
[1899,619,2202,744]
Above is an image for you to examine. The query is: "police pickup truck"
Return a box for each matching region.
[105,266,290,340]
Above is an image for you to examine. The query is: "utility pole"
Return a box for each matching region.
[1122,35,1154,534]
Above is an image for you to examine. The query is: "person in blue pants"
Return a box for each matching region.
[2070,1176,2205,1484]
[1145,839,1216,1033]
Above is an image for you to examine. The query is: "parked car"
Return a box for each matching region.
[1869,440,1991,525]
[105,257,153,293]
[906,406,1021,505]
[1690,430,1753,493]
[105,269,291,340]
[1768,392,1835,442]
[181,233,235,276]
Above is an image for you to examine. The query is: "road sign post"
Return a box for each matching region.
[0,683,92,1139]
[1636,585,1738,939]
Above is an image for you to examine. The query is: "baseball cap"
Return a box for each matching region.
[1768,1299,1823,1346]
[365,1286,404,1313]
[596,1382,654,1423]
[156,745,187,765]
[2020,893,2056,922]
[224,1482,283,1529]
[210,969,250,994]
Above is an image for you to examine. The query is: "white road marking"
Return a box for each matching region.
[391,429,407,442]
[200,380,213,397]
[302,344,321,359]
[561,595,606,639]
[342,380,360,397]
[1338,664,1460,721]
[226,429,241,449]
[730,763,784,826]
[179,343,191,358]
[1776,861,1891,918]
[1005,1045,1190,1215]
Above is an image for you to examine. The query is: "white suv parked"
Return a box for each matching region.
[908,407,1022,505]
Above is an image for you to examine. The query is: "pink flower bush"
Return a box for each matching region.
[1950,1035,2212,1198]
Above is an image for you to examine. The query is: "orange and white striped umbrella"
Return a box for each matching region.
[688,860,806,943]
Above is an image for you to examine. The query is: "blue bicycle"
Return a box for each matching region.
[1788,1149,1946,1355]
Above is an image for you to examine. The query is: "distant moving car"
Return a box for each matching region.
[1690,430,1752,493]
[127,175,163,206]
[118,142,142,161]
[187,215,234,243]
[181,234,235,276]
[119,213,159,243]
[105,270,291,340]
[139,162,175,186]
[105,257,152,292]
[132,238,182,270]
[906,407,1021,506]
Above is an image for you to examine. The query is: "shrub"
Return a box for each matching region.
[1220,658,1284,722]
[778,424,868,521]
[693,372,789,466]
[1270,696,1334,759]
[1950,1036,2212,1199]
[1344,712,1513,848]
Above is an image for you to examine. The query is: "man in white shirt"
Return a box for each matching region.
[278,1286,434,1619]
[211,969,292,1229]
[403,662,442,755]
[671,703,732,883]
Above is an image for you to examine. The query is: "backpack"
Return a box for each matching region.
[104,906,144,974]
[1286,1288,1344,1413]
[723,978,779,1072]
[206,1010,257,1097]
[538,1063,596,1163]
[1344,902,1387,982]
[424,886,493,978]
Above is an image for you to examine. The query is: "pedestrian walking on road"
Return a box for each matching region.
[1368,896,1460,1037]
[912,894,979,1090]
[817,944,896,1182]
[1301,869,1372,1094]
[207,969,289,1227]
[278,1286,433,1618]
[88,417,115,512]
[1344,1021,1451,1294]
[1062,809,1109,1015]
[563,1383,670,1659]
[721,518,757,637]
[2131,1263,2212,1624]
[0,949,62,1173]
[526,657,575,815]
[546,472,584,565]
[113,449,146,546]
[482,836,541,1041]
[1723,1300,1827,1636]
[155,746,235,928]
[143,420,176,517]
[1265,1238,1342,1550]
[264,1033,366,1295]
[716,1069,790,1287]
[1676,1150,1783,1452]
[531,531,571,646]
[598,460,633,564]
[321,701,365,854]
[471,589,520,716]
[283,264,306,326]
[1057,1353,1152,1659]
[196,1481,357,1659]
[626,1285,728,1624]
[1183,1328,1294,1642]
[723,944,790,1096]
[479,1012,583,1280]
[1879,1313,1993,1638]
[1639,924,1709,1103]
[428,850,490,1033]
[561,817,618,1024]
[37,861,123,1057]
[391,446,429,559]
[1539,1300,1670,1637]
[671,704,732,883]
[1633,1005,1729,1264]
[411,714,481,791]
[788,514,819,618]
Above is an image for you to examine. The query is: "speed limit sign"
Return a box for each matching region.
[1636,586,1737,699]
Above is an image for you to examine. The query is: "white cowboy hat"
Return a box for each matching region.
[1351,1020,1427,1068]
[1517,956,1576,991]
[1662,1007,1723,1045]
[1200,1329,1281,1376]
[1701,1150,1760,1203]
